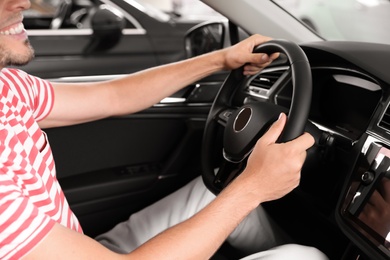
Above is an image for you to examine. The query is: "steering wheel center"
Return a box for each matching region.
[224,102,285,163]
[234,107,252,132]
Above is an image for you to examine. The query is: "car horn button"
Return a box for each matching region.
[233,107,252,132]
[223,103,283,162]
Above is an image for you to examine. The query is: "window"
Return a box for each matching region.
[24,0,138,30]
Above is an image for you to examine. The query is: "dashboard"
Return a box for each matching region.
[240,41,390,259]
[276,67,382,141]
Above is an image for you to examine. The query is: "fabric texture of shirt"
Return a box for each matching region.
[0,68,82,259]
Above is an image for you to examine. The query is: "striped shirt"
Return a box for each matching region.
[0,68,82,259]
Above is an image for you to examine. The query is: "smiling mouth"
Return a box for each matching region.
[0,23,25,35]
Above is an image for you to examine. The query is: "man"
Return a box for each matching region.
[0,0,328,259]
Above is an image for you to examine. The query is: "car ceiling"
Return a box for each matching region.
[201,0,322,43]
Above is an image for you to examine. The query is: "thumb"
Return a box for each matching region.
[247,53,271,65]
[261,113,287,145]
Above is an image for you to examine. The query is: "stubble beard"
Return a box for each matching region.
[0,39,35,68]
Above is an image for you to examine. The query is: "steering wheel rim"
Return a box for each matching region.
[201,39,312,195]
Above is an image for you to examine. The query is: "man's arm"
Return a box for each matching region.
[38,34,277,128]
[25,114,315,259]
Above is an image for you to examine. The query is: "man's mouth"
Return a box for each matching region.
[0,23,25,36]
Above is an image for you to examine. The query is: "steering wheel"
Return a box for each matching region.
[201,39,312,195]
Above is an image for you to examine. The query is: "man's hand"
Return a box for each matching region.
[236,113,315,204]
[221,34,280,75]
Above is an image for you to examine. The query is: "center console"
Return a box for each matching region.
[337,135,390,259]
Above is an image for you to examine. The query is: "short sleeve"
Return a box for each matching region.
[27,73,55,121]
[3,69,55,122]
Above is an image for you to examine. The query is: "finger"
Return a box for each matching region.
[260,113,287,145]
[243,64,264,71]
[288,132,315,151]
[243,65,267,75]
[246,34,280,63]
[270,52,280,60]
[244,53,271,67]
[247,53,278,68]
[242,53,279,75]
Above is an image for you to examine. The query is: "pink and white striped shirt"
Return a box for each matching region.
[0,68,82,259]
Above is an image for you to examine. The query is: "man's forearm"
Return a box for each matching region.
[108,50,226,116]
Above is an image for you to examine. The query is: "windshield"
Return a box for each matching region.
[273,0,390,44]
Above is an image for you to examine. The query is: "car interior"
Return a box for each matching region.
[23,0,390,259]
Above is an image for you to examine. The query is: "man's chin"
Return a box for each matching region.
[2,41,35,67]
[8,54,34,67]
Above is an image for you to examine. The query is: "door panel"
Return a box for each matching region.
[45,106,211,237]
[35,62,228,237]
[46,118,187,178]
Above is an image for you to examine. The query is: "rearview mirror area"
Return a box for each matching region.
[184,22,225,58]
[84,4,126,54]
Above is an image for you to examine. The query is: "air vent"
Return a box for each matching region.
[379,105,390,131]
[250,70,284,89]
[246,67,288,98]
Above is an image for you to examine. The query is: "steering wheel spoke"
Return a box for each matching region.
[214,159,247,190]
[216,108,237,127]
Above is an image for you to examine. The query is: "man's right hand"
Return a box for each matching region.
[236,113,315,204]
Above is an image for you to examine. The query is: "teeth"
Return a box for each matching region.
[0,23,25,35]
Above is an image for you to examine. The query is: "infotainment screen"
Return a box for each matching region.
[340,141,390,258]
[355,173,390,247]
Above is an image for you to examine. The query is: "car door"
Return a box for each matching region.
[43,72,227,238]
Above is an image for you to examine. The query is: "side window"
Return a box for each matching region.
[24,0,137,30]
[24,0,62,29]
[139,0,223,21]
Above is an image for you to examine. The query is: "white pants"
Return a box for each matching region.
[96,176,328,259]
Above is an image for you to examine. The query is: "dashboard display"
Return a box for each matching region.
[358,174,390,248]
[276,68,382,140]
[341,142,390,258]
